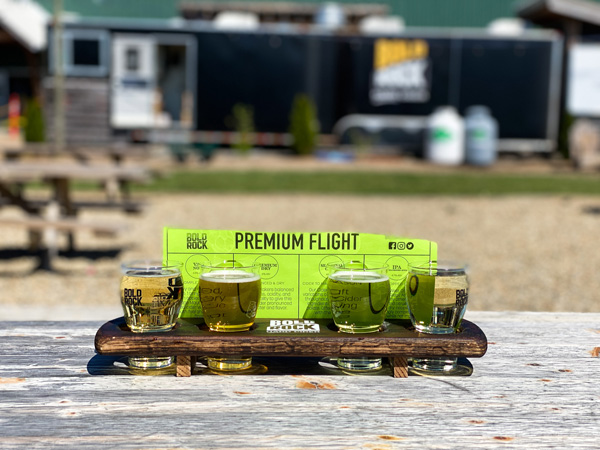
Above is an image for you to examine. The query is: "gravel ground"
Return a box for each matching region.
[1,151,599,320]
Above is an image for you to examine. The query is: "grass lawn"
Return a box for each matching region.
[129,170,600,196]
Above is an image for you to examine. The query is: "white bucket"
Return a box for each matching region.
[425,106,464,165]
[465,105,498,166]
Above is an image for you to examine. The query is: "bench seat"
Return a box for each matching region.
[0,216,127,270]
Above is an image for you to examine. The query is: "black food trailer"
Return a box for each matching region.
[46,19,563,154]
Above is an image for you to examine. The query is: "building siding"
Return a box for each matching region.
[32,0,586,28]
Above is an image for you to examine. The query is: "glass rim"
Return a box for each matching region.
[326,261,389,271]
[200,259,259,270]
[121,259,182,271]
[408,260,468,274]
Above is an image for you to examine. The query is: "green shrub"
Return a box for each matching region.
[23,98,45,143]
[229,103,254,154]
[289,94,319,155]
[558,112,574,159]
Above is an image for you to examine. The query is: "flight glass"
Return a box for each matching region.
[327,260,390,371]
[120,259,184,370]
[405,260,470,375]
[199,260,261,371]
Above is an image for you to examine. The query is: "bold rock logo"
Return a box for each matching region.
[266,320,320,333]
[187,232,208,250]
[370,39,431,106]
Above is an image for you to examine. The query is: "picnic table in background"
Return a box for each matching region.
[1,143,152,165]
[0,159,151,270]
[0,311,598,448]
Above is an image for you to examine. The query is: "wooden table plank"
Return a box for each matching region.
[0,312,599,449]
[0,161,150,183]
[94,318,488,358]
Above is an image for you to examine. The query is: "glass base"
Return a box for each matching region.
[335,324,382,333]
[337,357,382,372]
[198,357,268,375]
[318,357,391,376]
[207,356,252,372]
[206,323,253,332]
[127,323,177,333]
[409,358,473,376]
[128,356,174,370]
[413,324,457,334]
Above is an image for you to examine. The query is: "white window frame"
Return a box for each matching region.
[50,28,110,77]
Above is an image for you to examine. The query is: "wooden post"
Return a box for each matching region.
[52,178,75,251]
[176,355,194,377]
[389,356,409,378]
[53,0,65,154]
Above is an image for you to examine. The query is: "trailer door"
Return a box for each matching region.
[111,34,157,128]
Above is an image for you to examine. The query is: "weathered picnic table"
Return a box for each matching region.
[2,143,151,165]
[0,311,598,449]
[0,160,150,269]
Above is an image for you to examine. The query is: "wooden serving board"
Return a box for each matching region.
[95,318,487,378]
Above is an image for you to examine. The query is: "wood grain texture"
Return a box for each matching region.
[94,318,488,361]
[1,312,600,449]
[175,355,192,377]
[390,356,409,378]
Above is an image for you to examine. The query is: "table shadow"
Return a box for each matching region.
[87,354,473,378]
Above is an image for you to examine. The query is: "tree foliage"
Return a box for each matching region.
[289,94,319,155]
[24,98,45,143]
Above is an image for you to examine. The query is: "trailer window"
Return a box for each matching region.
[53,29,109,77]
[73,39,100,66]
[125,47,140,72]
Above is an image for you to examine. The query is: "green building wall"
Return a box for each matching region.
[33,0,600,28]
[30,0,528,28]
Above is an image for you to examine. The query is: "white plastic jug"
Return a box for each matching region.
[425,106,464,165]
[465,105,498,166]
